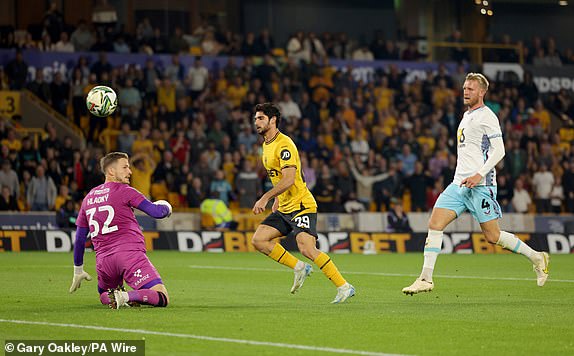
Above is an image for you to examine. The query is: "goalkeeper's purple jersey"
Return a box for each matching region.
[76,181,146,257]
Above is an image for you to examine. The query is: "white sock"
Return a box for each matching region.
[496,231,537,262]
[420,230,443,281]
[294,260,305,271]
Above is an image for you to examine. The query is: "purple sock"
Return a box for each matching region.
[100,292,111,305]
[127,289,166,306]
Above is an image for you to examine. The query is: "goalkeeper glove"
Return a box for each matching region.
[69,265,92,293]
[154,200,173,218]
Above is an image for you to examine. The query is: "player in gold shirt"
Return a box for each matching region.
[251,103,355,303]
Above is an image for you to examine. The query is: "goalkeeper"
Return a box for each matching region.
[69,152,172,309]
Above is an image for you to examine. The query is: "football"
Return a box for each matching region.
[86,85,118,117]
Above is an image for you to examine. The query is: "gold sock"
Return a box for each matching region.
[268,243,299,269]
[314,252,346,287]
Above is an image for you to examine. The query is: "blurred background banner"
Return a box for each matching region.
[2,229,571,254]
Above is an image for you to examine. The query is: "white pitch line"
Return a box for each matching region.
[0,319,406,356]
[188,265,574,283]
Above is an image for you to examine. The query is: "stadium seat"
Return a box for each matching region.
[167,192,181,208]
[190,46,203,56]
[272,48,286,57]
[201,213,216,229]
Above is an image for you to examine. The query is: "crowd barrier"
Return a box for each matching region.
[2,212,572,234]
[1,229,572,254]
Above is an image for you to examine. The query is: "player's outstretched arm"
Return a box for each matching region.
[137,199,172,219]
[69,226,92,293]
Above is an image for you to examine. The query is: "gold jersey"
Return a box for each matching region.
[262,132,317,213]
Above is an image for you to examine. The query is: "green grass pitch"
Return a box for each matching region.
[1,252,573,355]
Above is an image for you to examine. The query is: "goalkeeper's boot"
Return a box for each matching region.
[117,286,140,307]
[108,288,129,309]
[533,252,550,287]
[402,278,434,295]
[331,282,355,304]
[291,263,313,294]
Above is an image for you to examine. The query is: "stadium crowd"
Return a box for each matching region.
[0,13,574,217]
[0,6,573,65]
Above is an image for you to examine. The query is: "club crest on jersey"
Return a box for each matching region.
[280,149,291,160]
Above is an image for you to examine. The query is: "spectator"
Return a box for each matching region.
[347,158,388,208]
[70,68,88,127]
[426,179,443,211]
[170,130,191,165]
[287,31,309,63]
[352,45,374,61]
[38,34,53,51]
[168,27,189,54]
[44,1,64,43]
[406,161,431,212]
[192,151,214,190]
[343,191,366,213]
[142,59,160,106]
[497,174,514,212]
[4,50,26,90]
[50,72,70,115]
[130,152,156,199]
[116,122,135,154]
[70,20,94,51]
[447,29,469,63]
[113,35,131,53]
[131,127,153,156]
[0,185,19,211]
[236,160,259,208]
[402,42,424,61]
[0,160,19,199]
[91,52,112,81]
[210,170,233,206]
[2,129,22,152]
[27,165,57,211]
[201,31,221,55]
[256,28,275,55]
[386,199,413,233]
[532,163,554,213]
[313,164,338,212]
[52,32,75,52]
[334,160,355,202]
[90,32,113,52]
[164,54,185,83]
[54,184,70,210]
[56,199,78,228]
[306,32,327,59]
[397,144,417,177]
[200,191,236,231]
[27,70,51,104]
[512,178,532,213]
[187,177,205,208]
[241,32,258,56]
[119,78,142,116]
[187,58,209,100]
[550,175,564,214]
[278,92,302,122]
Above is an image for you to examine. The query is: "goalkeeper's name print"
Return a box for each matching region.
[86,194,109,206]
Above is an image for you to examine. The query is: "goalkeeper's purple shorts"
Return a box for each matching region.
[96,251,163,294]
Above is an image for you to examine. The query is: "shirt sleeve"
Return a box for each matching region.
[481,112,503,139]
[75,202,88,228]
[278,140,298,170]
[124,186,147,208]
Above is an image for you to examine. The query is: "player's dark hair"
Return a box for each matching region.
[254,102,281,128]
[100,152,129,175]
